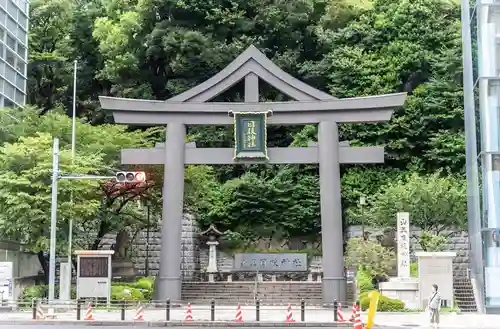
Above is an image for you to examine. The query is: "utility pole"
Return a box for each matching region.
[48,138,60,309]
[461,0,484,312]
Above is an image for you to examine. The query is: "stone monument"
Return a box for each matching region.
[416,251,456,309]
[99,45,407,303]
[199,224,224,282]
[379,212,418,308]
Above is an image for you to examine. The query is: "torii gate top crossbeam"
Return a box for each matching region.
[99,45,406,125]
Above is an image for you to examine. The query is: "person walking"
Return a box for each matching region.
[427,284,441,328]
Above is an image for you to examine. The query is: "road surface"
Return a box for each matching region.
[0,324,456,329]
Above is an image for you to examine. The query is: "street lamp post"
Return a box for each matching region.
[145,201,151,277]
[359,196,366,240]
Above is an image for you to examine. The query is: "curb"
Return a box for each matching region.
[0,320,356,327]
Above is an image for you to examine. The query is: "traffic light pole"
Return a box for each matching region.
[48,138,60,311]
[48,137,115,308]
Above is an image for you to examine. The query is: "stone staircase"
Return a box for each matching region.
[453,276,477,313]
[181,282,324,305]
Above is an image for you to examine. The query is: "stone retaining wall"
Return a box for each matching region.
[100,219,469,277]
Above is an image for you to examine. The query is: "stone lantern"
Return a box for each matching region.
[199,224,224,283]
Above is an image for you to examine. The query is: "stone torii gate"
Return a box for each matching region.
[99,45,407,303]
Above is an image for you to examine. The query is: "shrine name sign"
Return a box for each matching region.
[233,253,308,272]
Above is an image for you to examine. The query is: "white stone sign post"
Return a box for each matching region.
[397,212,411,278]
[379,212,418,309]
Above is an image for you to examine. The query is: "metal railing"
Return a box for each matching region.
[30,298,357,322]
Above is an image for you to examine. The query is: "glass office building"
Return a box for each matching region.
[0,0,27,108]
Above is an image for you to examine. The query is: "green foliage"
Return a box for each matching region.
[366,172,466,248]
[21,285,77,300]
[23,0,471,253]
[21,285,48,300]
[110,285,144,301]
[200,168,321,245]
[356,269,374,293]
[359,292,405,312]
[419,231,449,252]
[345,238,395,279]
[410,262,418,278]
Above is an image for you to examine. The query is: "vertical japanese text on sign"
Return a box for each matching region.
[233,111,270,160]
[396,212,411,278]
[243,120,258,149]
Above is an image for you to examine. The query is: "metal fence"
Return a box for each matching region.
[29,298,357,323]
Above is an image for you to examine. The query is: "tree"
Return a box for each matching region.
[344,238,395,280]
[300,0,465,172]
[200,167,321,249]
[28,0,75,111]
[0,133,102,281]
[365,172,467,248]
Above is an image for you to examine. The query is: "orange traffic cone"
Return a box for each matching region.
[35,302,45,320]
[133,302,144,321]
[234,303,243,322]
[84,302,94,321]
[353,305,363,329]
[284,303,295,323]
[336,302,345,322]
[184,302,193,321]
[349,302,357,322]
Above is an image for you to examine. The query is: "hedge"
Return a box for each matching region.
[359,291,405,312]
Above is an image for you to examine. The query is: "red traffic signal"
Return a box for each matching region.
[116,171,146,183]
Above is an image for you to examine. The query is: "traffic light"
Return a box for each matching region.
[116,171,146,183]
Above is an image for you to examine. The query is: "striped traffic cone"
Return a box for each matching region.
[336,302,345,322]
[35,302,45,320]
[133,302,144,321]
[184,302,193,321]
[234,303,243,322]
[84,302,94,321]
[353,305,363,329]
[349,303,357,322]
[284,303,295,323]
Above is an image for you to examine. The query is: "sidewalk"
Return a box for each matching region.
[4,306,500,328]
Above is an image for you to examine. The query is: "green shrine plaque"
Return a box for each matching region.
[233,111,270,160]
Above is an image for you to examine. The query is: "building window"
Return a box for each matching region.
[6,0,16,19]
[6,33,14,50]
[16,43,23,58]
[4,97,14,108]
[15,59,23,73]
[0,0,6,10]
[4,82,13,99]
[14,72,22,89]
[0,60,4,75]
[5,47,13,66]
[6,16,15,34]
[14,88,22,104]
[0,27,4,42]
[0,42,4,59]
[15,27,24,42]
[0,8,6,25]
[18,12,25,29]
[5,63,14,83]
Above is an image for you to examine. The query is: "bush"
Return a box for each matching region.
[111,285,144,301]
[21,285,47,300]
[360,291,405,312]
[356,270,374,293]
[136,277,153,290]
